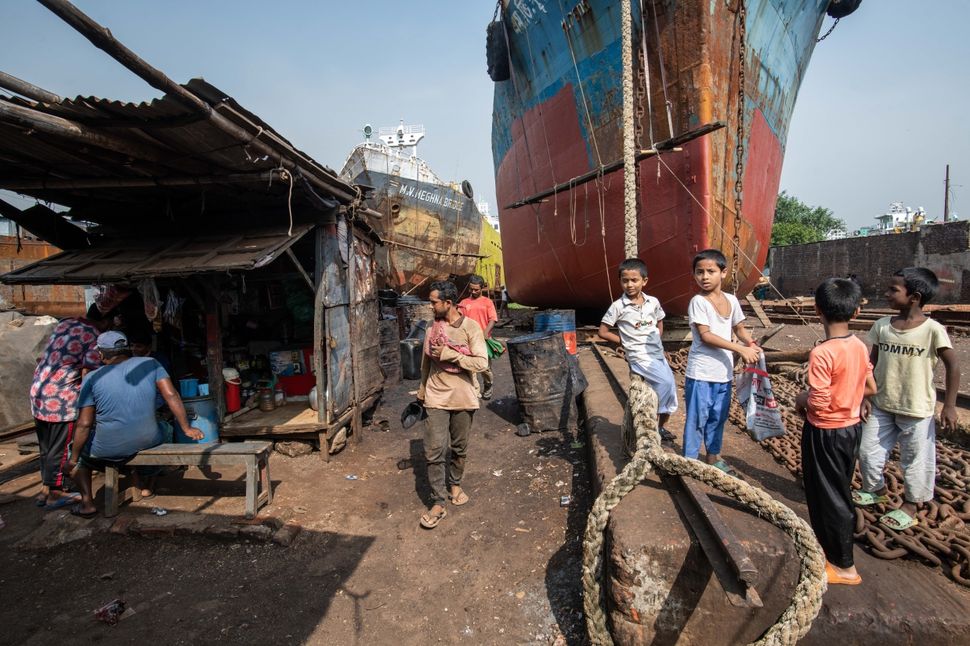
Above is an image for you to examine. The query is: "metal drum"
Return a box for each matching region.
[507,331,583,433]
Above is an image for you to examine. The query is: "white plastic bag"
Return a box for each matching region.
[734,354,786,441]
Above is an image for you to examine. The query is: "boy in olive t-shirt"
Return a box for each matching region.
[855,268,961,532]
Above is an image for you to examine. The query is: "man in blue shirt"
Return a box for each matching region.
[65,331,203,518]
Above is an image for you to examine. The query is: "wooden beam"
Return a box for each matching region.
[0,70,62,103]
[504,121,725,209]
[285,248,314,292]
[744,292,772,327]
[37,0,357,204]
[202,279,226,420]
[0,170,283,191]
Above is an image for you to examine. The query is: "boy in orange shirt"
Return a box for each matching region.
[795,278,877,585]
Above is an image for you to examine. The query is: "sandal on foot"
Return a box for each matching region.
[879,509,917,531]
[449,490,469,506]
[69,504,97,519]
[44,493,81,511]
[851,490,889,506]
[659,428,675,442]
[710,460,738,477]
[419,507,447,529]
[825,562,862,586]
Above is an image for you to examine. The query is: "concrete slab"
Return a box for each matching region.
[578,345,970,645]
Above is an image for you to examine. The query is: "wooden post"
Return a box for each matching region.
[313,226,330,462]
[347,222,363,444]
[203,279,226,422]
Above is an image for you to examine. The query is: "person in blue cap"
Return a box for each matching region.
[65,331,204,518]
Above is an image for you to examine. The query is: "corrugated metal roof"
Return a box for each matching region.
[0,78,356,228]
[0,224,313,285]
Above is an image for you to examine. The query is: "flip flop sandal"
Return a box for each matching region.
[659,428,675,442]
[880,509,918,532]
[851,490,889,506]
[419,507,447,529]
[44,493,82,511]
[825,562,862,586]
[711,460,739,478]
[69,504,98,520]
[449,490,470,506]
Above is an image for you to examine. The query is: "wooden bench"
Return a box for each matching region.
[103,441,273,519]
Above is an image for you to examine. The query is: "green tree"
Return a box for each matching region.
[770,192,846,246]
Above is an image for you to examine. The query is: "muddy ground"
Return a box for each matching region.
[0,316,966,645]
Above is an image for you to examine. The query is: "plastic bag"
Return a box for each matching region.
[485,337,505,359]
[734,354,786,441]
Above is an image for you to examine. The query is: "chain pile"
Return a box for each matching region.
[667,347,970,587]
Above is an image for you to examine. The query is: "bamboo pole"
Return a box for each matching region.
[0,70,62,104]
[36,0,357,204]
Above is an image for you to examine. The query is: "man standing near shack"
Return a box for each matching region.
[458,274,498,400]
[29,304,112,509]
[64,331,203,518]
[417,281,488,529]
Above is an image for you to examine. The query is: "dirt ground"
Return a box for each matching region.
[0,316,966,646]
[0,328,592,646]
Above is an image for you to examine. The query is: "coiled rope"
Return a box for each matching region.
[582,372,828,645]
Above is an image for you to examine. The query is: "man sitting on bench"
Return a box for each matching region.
[65,331,203,518]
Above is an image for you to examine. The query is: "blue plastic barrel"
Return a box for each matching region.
[178,378,199,398]
[534,309,577,354]
[176,395,220,443]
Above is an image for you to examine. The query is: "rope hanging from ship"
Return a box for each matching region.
[581,2,828,644]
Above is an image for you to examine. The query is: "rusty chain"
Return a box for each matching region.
[666,347,970,587]
[730,0,746,291]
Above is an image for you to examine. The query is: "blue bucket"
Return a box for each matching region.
[176,395,219,443]
[178,378,199,398]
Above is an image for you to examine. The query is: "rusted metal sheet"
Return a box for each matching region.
[0,236,85,314]
[325,304,353,417]
[0,225,313,285]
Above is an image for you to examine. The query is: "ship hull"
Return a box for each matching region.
[342,146,501,293]
[492,0,829,314]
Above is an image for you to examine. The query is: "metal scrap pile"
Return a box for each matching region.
[667,348,970,588]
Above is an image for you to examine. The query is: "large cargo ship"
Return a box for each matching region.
[489,0,861,314]
[341,124,504,294]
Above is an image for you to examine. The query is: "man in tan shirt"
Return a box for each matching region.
[417,280,488,529]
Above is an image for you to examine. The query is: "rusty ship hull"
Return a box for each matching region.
[491,0,850,314]
[341,142,501,294]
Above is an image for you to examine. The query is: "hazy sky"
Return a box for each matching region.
[2,1,966,231]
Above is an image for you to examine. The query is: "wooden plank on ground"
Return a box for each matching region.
[745,293,772,327]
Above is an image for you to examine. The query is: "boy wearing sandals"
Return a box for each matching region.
[683,249,761,475]
[854,268,961,532]
[417,281,489,529]
[795,278,876,586]
[598,258,678,445]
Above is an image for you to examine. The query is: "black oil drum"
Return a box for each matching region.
[507,331,585,433]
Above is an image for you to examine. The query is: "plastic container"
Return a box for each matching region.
[178,378,199,398]
[534,309,578,355]
[399,338,423,380]
[176,395,219,443]
[225,379,242,413]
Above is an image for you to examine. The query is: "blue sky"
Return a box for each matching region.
[2,0,966,230]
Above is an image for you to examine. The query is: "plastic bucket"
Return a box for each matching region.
[176,395,219,443]
[225,378,242,413]
[178,378,199,398]
[534,309,577,355]
[507,331,574,432]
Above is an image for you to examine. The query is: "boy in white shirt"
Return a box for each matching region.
[598,258,678,442]
[684,249,760,475]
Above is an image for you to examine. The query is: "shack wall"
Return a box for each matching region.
[0,237,86,316]
[768,220,970,303]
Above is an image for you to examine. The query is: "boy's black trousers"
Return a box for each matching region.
[801,420,862,568]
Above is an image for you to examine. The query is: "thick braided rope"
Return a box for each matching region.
[620,0,637,258]
[582,373,827,646]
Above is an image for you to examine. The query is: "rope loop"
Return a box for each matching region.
[582,372,827,645]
